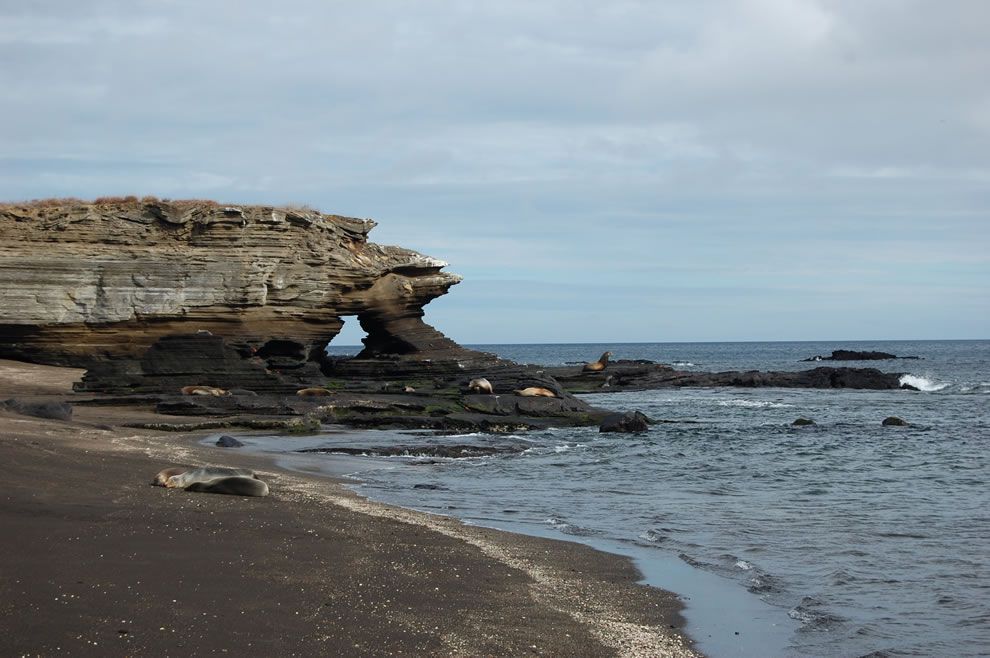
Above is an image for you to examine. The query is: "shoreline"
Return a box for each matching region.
[235,428,798,658]
[0,359,699,657]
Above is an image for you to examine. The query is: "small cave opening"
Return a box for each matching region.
[324,315,367,359]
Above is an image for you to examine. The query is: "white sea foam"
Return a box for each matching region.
[735,560,753,571]
[545,516,574,533]
[552,443,586,453]
[672,361,696,367]
[717,399,794,409]
[899,374,949,392]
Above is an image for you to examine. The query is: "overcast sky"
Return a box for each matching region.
[2,1,987,344]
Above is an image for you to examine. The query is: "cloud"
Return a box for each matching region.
[0,0,987,340]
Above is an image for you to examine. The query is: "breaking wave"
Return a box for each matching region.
[899,374,949,392]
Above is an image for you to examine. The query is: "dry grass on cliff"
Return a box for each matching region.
[0,197,88,209]
[0,196,226,211]
[0,198,334,218]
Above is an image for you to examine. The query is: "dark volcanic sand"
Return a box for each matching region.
[0,360,697,657]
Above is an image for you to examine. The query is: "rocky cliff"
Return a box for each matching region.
[0,199,917,412]
[0,199,494,393]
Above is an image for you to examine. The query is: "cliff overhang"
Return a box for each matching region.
[0,198,495,394]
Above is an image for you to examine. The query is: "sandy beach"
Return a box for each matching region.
[0,359,698,657]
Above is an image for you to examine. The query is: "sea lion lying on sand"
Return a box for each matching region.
[468,377,494,394]
[180,385,229,396]
[152,466,189,486]
[582,351,612,372]
[514,387,557,398]
[297,387,334,397]
[153,466,268,497]
[162,466,258,488]
[185,476,269,497]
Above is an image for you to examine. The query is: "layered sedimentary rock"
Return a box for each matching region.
[0,199,492,393]
[0,199,921,418]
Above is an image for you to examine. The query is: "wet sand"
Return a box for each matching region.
[0,359,699,657]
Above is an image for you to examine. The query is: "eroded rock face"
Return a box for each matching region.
[0,199,484,392]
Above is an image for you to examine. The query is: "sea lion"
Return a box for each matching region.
[582,351,612,373]
[184,476,269,497]
[468,377,494,394]
[152,466,189,486]
[164,466,257,489]
[180,385,229,396]
[514,387,557,398]
[297,387,334,397]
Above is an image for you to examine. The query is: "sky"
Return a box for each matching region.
[1,1,987,344]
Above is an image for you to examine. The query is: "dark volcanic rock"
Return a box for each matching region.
[550,360,908,392]
[802,350,918,362]
[792,417,816,426]
[215,435,245,448]
[599,411,651,433]
[882,416,909,426]
[1,398,73,421]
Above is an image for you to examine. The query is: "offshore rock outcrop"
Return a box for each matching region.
[801,350,920,362]
[548,361,913,392]
[0,199,495,393]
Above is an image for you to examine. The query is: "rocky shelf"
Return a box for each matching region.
[801,350,920,362]
[547,360,915,393]
[0,199,921,434]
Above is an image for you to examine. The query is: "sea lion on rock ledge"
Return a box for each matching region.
[514,387,557,398]
[583,351,612,372]
[297,387,334,397]
[468,377,494,394]
[180,385,229,396]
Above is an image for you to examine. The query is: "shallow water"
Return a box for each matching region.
[302,340,990,657]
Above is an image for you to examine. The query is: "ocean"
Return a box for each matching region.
[258,340,990,657]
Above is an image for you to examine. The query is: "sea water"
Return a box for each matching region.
[300,340,990,657]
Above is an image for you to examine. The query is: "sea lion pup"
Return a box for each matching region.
[164,466,257,489]
[514,387,557,398]
[180,385,229,396]
[296,387,334,397]
[184,476,269,497]
[582,351,613,373]
[468,377,494,394]
[152,466,189,486]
